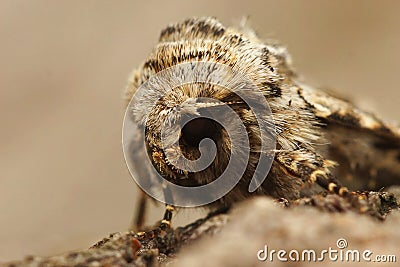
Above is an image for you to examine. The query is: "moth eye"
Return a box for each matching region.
[180,118,218,147]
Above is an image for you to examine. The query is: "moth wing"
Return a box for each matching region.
[298,84,400,190]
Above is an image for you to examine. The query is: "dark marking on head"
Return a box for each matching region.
[143,58,162,72]
[183,18,196,26]
[143,48,209,72]
[228,34,244,45]
[160,25,176,39]
[262,82,282,98]
[143,56,173,73]
[260,47,270,67]
[213,27,225,37]
[196,20,225,37]
[160,17,226,41]
[196,21,211,35]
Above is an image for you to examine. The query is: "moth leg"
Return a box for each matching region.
[132,191,148,231]
[136,204,175,240]
[314,172,349,197]
[276,149,349,197]
[160,204,175,229]
[136,181,177,240]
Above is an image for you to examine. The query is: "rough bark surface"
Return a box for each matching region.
[2,188,399,267]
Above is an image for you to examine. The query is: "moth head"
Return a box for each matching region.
[142,84,230,184]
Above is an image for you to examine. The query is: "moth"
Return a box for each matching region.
[124,17,400,231]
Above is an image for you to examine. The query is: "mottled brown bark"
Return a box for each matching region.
[2,188,399,267]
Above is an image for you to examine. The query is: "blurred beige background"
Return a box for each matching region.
[0,0,399,262]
